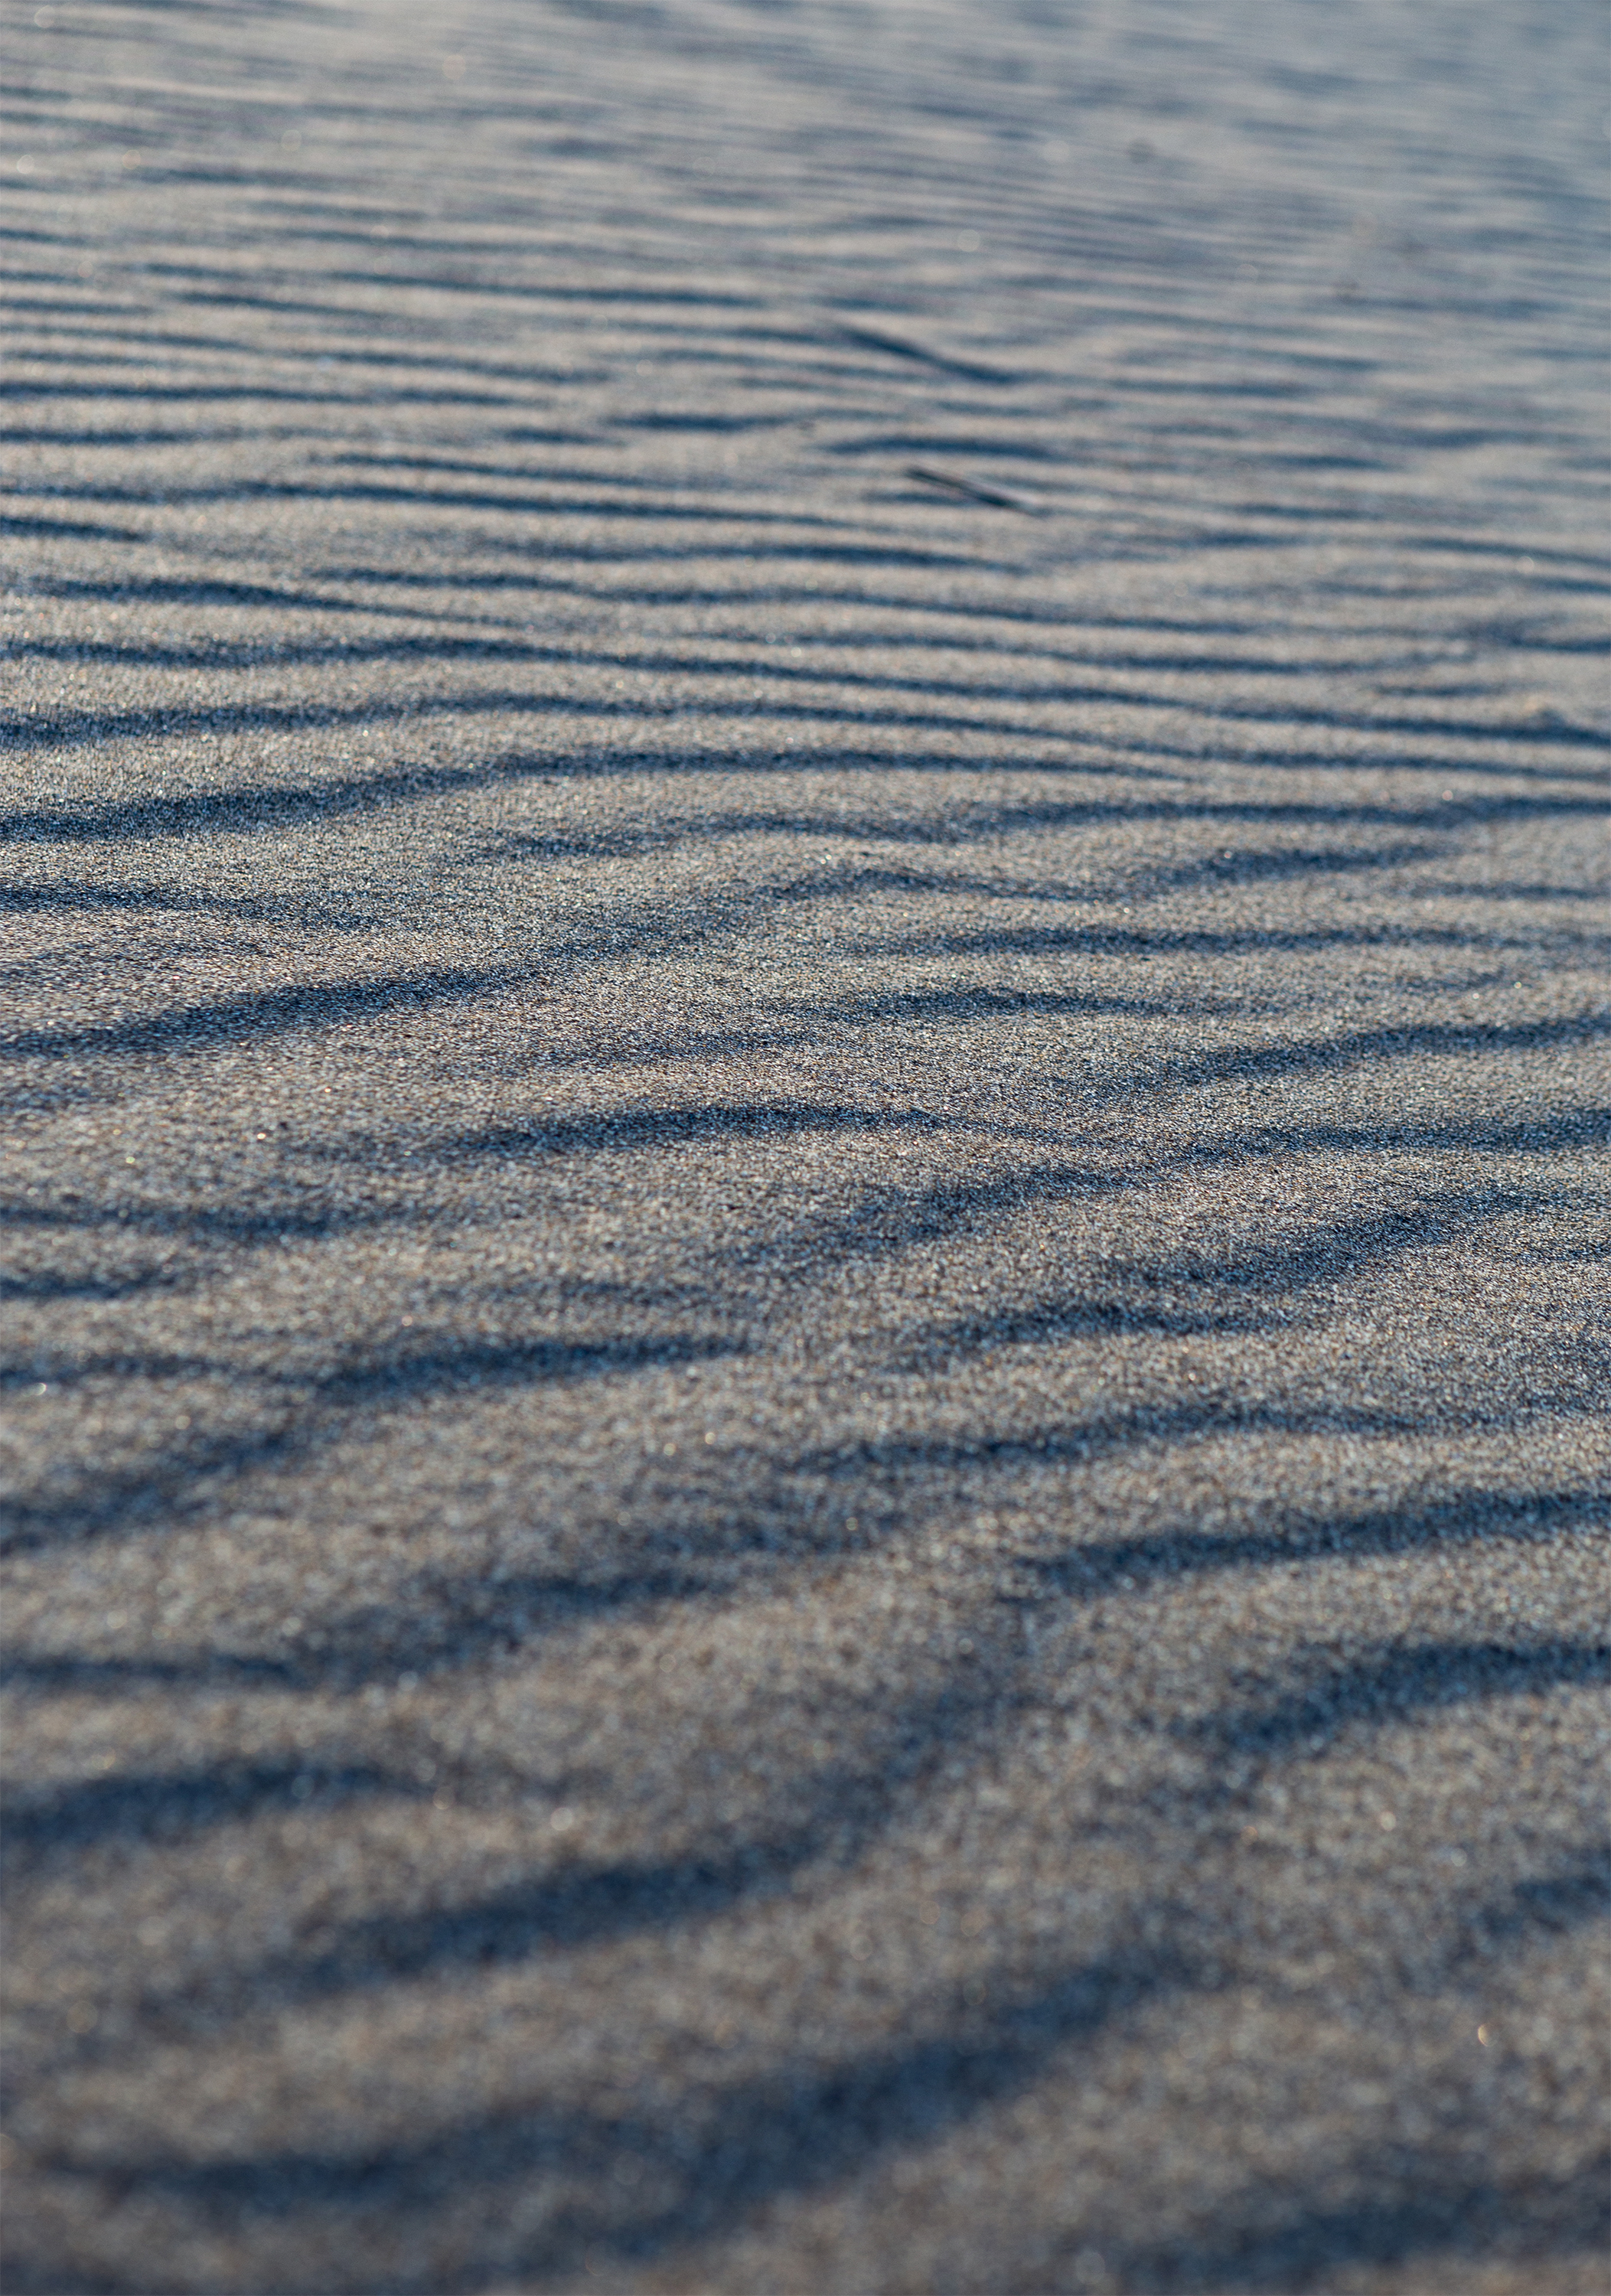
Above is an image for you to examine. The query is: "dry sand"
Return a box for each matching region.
[2,2,1608,2290]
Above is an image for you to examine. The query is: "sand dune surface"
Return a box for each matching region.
[2,2,1608,2290]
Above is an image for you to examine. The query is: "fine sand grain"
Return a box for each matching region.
[2,3,1608,2291]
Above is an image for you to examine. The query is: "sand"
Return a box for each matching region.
[2,1,1608,2289]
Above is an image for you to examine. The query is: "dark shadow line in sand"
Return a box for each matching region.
[0,381,530,407]
[46,2010,1609,2291]
[2,709,1570,847]
[31,919,1596,1077]
[2,1146,1592,1552]
[1189,1641,1610,1757]
[802,1368,1595,1482]
[0,1762,411,1870]
[1081,1010,1609,1091]
[1093,2150,1609,2292]
[1428,879,1608,904]
[0,968,520,1065]
[6,1476,1596,1710]
[54,478,865,529]
[1008,1490,1600,1608]
[872,912,1608,963]
[0,1267,193,1304]
[0,513,148,543]
[0,881,380,927]
[8,651,1609,761]
[1163,1107,1609,1164]
[0,1566,722,1698]
[3,687,1065,758]
[24,624,1611,715]
[342,1101,1000,1172]
[73,1671,1019,2043]
[0,1192,408,1251]
[1442,1854,1611,1971]
[48,1943,1189,2290]
[0,1331,742,1554]
[772,1160,1577,1300]
[890,1187,1596,1349]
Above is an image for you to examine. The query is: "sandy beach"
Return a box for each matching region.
[3,2,1608,2288]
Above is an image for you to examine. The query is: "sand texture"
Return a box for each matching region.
[3,2,1608,2290]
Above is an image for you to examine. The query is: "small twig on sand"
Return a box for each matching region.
[835,322,1012,383]
[904,462,1036,511]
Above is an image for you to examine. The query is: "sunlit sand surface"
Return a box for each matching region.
[3,3,1606,2290]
